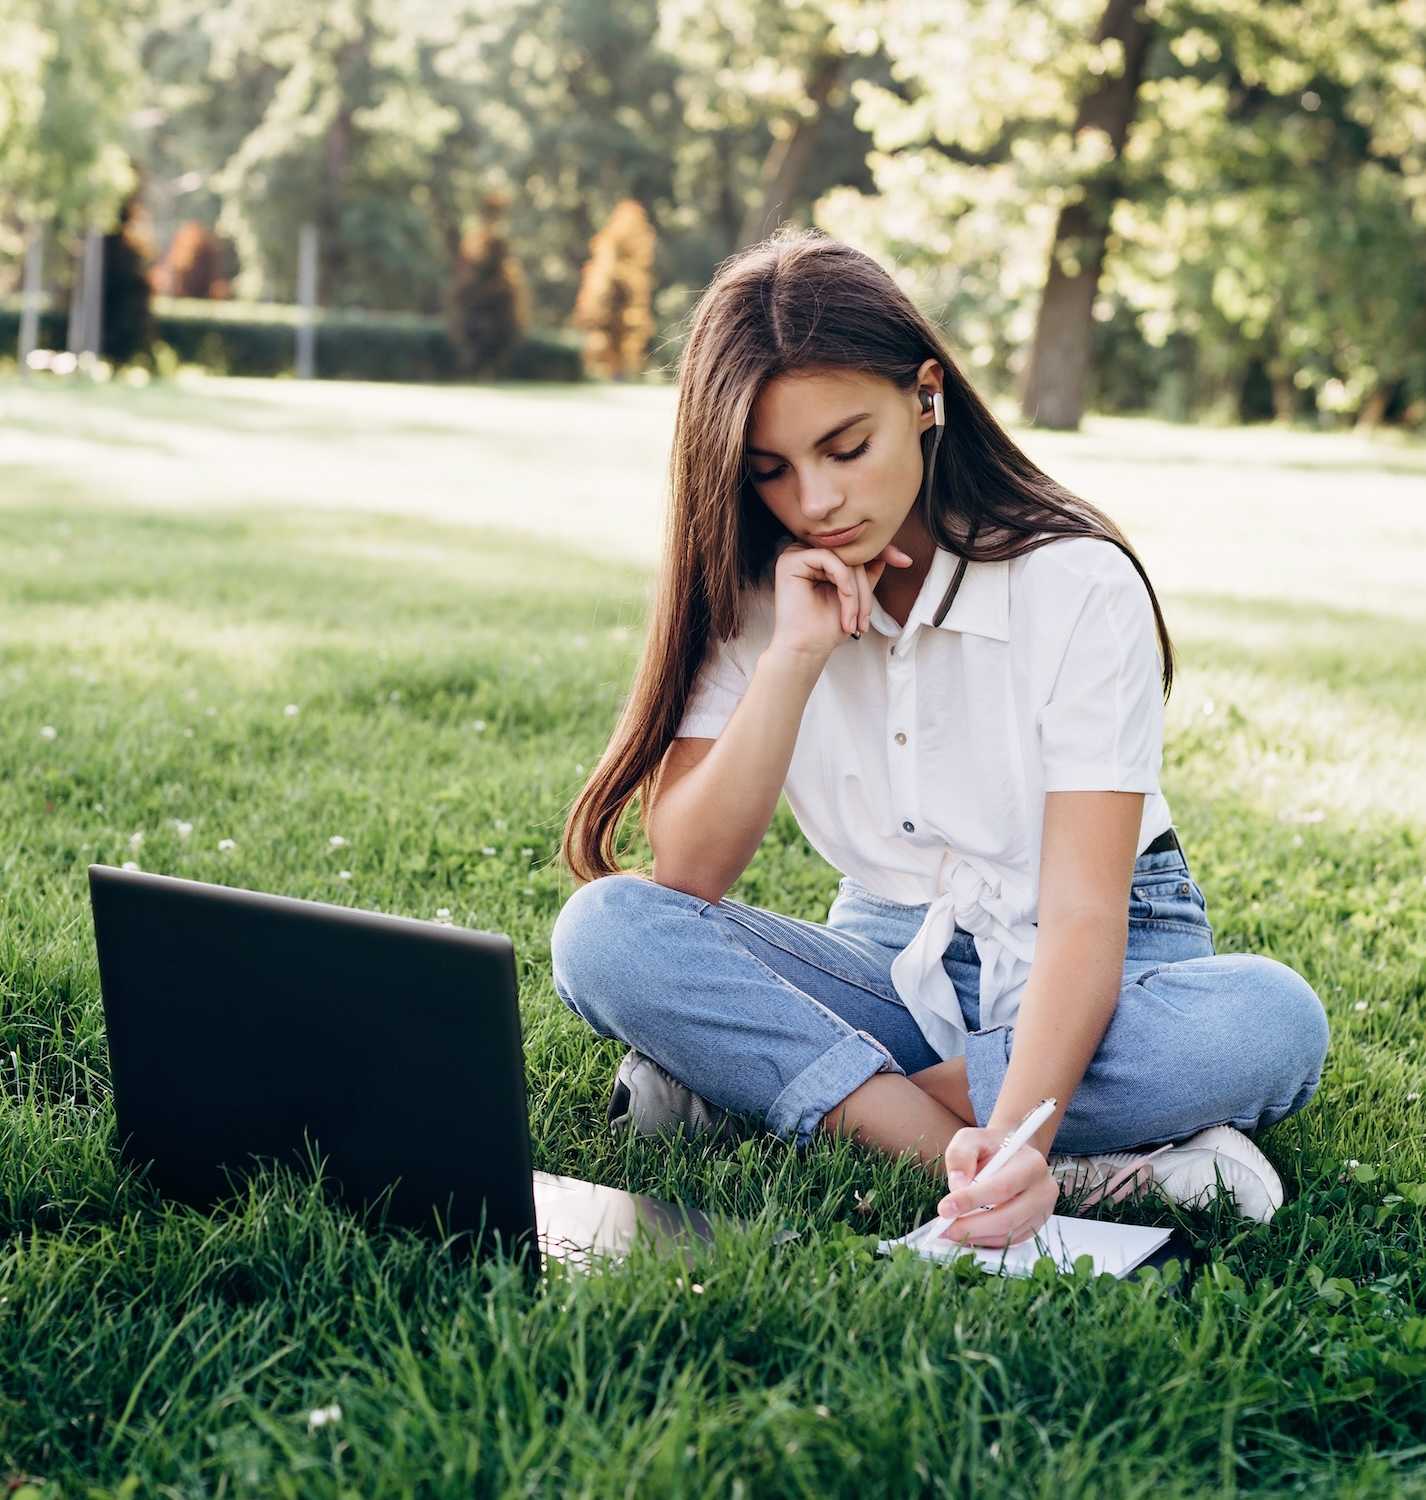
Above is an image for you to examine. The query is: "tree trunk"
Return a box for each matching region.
[1269,365,1297,423]
[737,50,844,250]
[1020,0,1155,430]
[1354,380,1398,430]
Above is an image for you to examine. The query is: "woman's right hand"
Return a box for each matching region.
[770,537,916,660]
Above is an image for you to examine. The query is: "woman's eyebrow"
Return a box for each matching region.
[746,411,871,458]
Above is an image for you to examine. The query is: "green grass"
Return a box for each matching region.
[1,372,1425,1497]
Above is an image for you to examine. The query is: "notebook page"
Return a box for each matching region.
[876,1213,1173,1278]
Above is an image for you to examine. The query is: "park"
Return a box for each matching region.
[3,0,1426,1495]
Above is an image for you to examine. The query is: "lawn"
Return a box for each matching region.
[1,372,1424,1498]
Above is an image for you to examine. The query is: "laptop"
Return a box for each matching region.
[87,864,720,1275]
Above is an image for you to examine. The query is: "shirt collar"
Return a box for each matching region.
[870,546,1010,643]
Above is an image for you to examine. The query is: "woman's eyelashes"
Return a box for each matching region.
[750,437,871,483]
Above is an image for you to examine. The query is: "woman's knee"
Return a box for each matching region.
[1233,954,1330,1101]
[549,873,683,1032]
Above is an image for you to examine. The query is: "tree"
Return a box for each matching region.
[0,0,142,249]
[819,0,1426,428]
[207,0,463,309]
[1020,0,1156,428]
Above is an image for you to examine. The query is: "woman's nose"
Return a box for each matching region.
[796,478,845,523]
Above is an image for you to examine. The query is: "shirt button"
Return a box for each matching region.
[894,732,907,745]
[902,820,915,833]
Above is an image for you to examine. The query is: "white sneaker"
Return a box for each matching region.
[1049,1125,1285,1223]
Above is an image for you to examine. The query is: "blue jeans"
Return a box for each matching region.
[549,839,1330,1154]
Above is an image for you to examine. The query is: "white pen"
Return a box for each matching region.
[913,1096,1059,1247]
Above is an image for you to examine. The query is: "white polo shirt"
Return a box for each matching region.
[673,534,1173,1061]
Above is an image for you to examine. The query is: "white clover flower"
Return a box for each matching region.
[129,831,145,852]
[329,835,348,848]
[1407,1092,1421,1103]
[173,820,193,839]
[218,838,236,851]
[690,1282,704,1294]
[1354,1001,1369,1012]
[204,707,217,718]
[435,907,451,919]
[337,870,352,881]
[523,887,535,896]
[183,728,194,738]
[122,860,140,872]
[572,633,589,648]
[284,704,300,717]
[574,763,585,774]
[39,725,57,740]
[1201,699,1215,716]
[183,687,199,703]
[521,847,534,858]
[494,818,507,829]
[470,719,487,733]
[388,690,402,703]
[482,846,496,857]
[307,1402,342,1430]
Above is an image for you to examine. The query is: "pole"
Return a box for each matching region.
[82,228,104,364]
[66,232,87,355]
[18,225,44,378]
[295,223,318,379]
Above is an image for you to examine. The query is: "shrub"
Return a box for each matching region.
[570,199,656,381]
[152,221,232,299]
[445,194,531,378]
[100,187,157,368]
[0,295,586,384]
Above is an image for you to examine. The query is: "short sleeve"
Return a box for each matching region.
[674,632,751,739]
[1035,550,1164,793]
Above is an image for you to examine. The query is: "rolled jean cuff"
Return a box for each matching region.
[766,1030,903,1148]
[963,1025,1013,1130]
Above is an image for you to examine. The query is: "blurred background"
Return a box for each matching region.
[4,0,1425,430]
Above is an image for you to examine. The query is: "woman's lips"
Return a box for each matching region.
[811,521,865,546]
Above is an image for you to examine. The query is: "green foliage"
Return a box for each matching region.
[0,0,141,233]
[206,0,463,310]
[821,0,1426,426]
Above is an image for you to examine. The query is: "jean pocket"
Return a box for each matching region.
[1128,874,1211,931]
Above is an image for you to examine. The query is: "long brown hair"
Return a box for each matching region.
[560,225,1174,887]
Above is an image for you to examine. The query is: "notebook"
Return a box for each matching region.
[877,1213,1175,1278]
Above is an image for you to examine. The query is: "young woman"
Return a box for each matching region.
[551,227,1329,1250]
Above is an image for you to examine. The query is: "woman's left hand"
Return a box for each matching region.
[936,1126,1060,1248]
